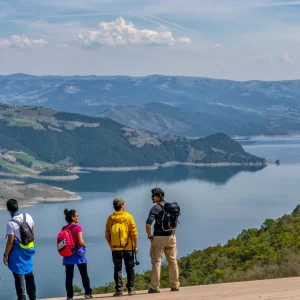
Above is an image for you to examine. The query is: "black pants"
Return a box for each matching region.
[65,263,92,298]
[13,272,36,300]
[112,250,135,292]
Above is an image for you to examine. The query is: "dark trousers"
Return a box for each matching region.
[13,272,36,300]
[112,250,135,292]
[65,263,92,298]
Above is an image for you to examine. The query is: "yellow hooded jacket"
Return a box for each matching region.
[105,211,138,251]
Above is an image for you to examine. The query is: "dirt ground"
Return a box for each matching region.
[42,277,300,300]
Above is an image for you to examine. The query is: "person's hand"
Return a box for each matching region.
[3,254,8,266]
[134,247,138,254]
[148,236,153,243]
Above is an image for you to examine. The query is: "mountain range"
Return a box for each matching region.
[0,104,265,169]
[1,74,300,136]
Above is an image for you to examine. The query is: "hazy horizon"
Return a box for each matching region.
[1,72,300,82]
[1,1,300,80]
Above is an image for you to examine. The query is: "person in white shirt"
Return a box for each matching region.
[4,199,36,300]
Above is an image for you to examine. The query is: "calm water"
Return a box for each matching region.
[1,138,300,299]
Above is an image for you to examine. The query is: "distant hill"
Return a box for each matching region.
[99,102,270,136]
[1,74,300,136]
[0,104,265,168]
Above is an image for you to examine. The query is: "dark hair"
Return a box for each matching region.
[114,205,121,211]
[151,188,165,201]
[6,199,19,212]
[64,209,76,223]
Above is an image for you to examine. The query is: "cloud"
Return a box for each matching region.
[256,52,294,64]
[214,42,222,48]
[256,54,274,64]
[0,35,47,50]
[56,43,69,49]
[279,51,293,63]
[177,37,191,44]
[74,17,191,47]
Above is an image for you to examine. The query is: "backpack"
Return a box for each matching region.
[110,221,129,249]
[11,213,34,246]
[57,225,77,257]
[158,202,181,232]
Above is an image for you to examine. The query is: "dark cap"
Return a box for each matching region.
[113,197,125,206]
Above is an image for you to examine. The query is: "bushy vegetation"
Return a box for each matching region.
[16,157,33,168]
[79,206,300,294]
[39,168,72,176]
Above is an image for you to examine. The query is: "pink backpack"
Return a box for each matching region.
[57,225,77,257]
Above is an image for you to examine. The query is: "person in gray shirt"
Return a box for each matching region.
[145,188,179,293]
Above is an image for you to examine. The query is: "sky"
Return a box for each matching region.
[1,0,300,80]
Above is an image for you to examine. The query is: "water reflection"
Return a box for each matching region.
[14,165,266,193]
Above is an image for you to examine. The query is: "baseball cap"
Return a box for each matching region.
[113,197,125,206]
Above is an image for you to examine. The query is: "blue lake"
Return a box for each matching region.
[1,137,300,299]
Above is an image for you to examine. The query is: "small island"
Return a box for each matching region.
[0,180,81,210]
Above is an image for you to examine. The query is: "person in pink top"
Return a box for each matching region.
[62,209,93,300]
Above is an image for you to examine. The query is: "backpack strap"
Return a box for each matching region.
[69,224,77,231]
[62,224,77,231]
[10,213,32,242]
[63,224,78,247]
[158,202,165,210]
[10,218,21,226]
[156,202,165,225]
[10,212,22,224]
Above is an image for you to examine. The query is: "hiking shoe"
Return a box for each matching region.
[128,289,137,296]
[113,291,124,297]
[171,287,180,292]
[84,295,93,299]
[148,288,160,293]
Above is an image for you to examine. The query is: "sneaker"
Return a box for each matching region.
[148,288,160,293]
[113,291,124,297]
[128,289,137,296]
[84,295,93,299]
[171,287,180,292]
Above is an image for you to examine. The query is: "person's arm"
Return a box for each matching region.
[3,234,14,266]
[129,215,138,252]
[77,232,86,248]
[105,218,112,248]
[146,224,152,241]
[146,207,156,241]
[31,225,34,235]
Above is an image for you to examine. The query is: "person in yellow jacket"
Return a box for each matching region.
[105,197,138,297]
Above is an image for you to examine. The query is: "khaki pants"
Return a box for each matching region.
[150,235,179,290]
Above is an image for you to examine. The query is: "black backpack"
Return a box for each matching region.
[11,213,34,245]
[158,202,181,232]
